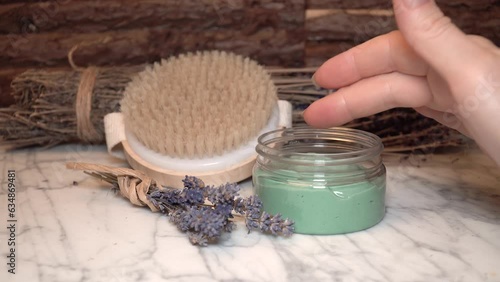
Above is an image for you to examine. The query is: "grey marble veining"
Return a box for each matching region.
[0,145,499,282]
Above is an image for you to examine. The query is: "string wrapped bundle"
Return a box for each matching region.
[1,67,140,148]
[0,66,465,152]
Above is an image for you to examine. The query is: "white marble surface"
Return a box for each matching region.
[1,144,500,282]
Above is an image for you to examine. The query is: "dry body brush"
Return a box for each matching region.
[121,51,278,158]
[0,66,465,153]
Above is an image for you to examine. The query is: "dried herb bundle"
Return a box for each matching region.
[67,162,294,246]
[343,109,465,153]
[1,67,140,148]
[1,66,464,153]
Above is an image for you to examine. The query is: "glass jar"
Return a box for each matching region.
[253,127,386,235]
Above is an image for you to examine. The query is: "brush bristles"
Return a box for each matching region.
[121,50,277,159]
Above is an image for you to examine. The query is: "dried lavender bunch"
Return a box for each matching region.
[67,163,295,246]
[147,176,294,246]
[235,196,294,237]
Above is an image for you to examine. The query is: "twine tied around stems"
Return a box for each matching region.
[66,162,159,212]
[68,37,111,143]
[75,67,101,142]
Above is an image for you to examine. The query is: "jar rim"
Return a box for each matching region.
[256,127,383,165]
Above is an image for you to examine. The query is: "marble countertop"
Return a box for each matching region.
[1,144,500,282]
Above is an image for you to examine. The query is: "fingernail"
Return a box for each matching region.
[311,73,320,88]
[300,110,308,122]
[402,0,430,9]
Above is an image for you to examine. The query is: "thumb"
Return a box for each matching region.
[392,0,481,78]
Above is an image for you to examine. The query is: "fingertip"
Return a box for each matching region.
[302,102,325,128]
[313,59,350,89]
[302,105,315,126]
[312,58,336,89]
[311,73,320,88]
[303,95,349,128]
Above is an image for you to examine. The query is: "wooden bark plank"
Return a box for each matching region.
[0,27,305,68]
[1,0,496,8]
[442,5,500,42]
[306,0,498,9]
[305,41,355,66]
[0,0,304,34]
[0,0,53,3]
[306,11,395,42]
[306,0,391,9]
[305,3,500,66]
[306,5,499,44]
[436,0,498,9]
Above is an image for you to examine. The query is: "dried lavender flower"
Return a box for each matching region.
[214,203,233,218]
[72,166,294,246]
[234,196,259,220]
[182,176,205,189]
[188,232,208,247]
[206,182,240,205]
[237,196,295,237]
[223,221,236,232]
[269,214,295,236]
[258,211,272,233]
[278,219,295,237]
[170,209,190,232]
[145,176,294,246]
[147,189,185,213]
[233,197,245,214]
[180,187,204,205]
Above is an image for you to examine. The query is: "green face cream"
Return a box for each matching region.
[253,127,386,235]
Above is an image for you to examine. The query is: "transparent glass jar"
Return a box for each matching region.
[253,127,386,235]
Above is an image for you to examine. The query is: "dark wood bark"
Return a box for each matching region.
[0,0,498,108]
[442,5,500,41]
[306,0,498,9]
[305,41,356,66]
[0,0,304,34]
[306,5,499,46]
[306,0,391,9]
[307,12,396,43]
[0,27,305,68]
[437,0,499,9]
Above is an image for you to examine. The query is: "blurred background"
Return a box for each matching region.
[0,0,498,106]
[0,0,498,153]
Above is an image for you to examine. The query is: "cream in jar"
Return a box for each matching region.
[253,127,386,235]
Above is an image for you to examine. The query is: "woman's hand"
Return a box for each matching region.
[303,0,500,164]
